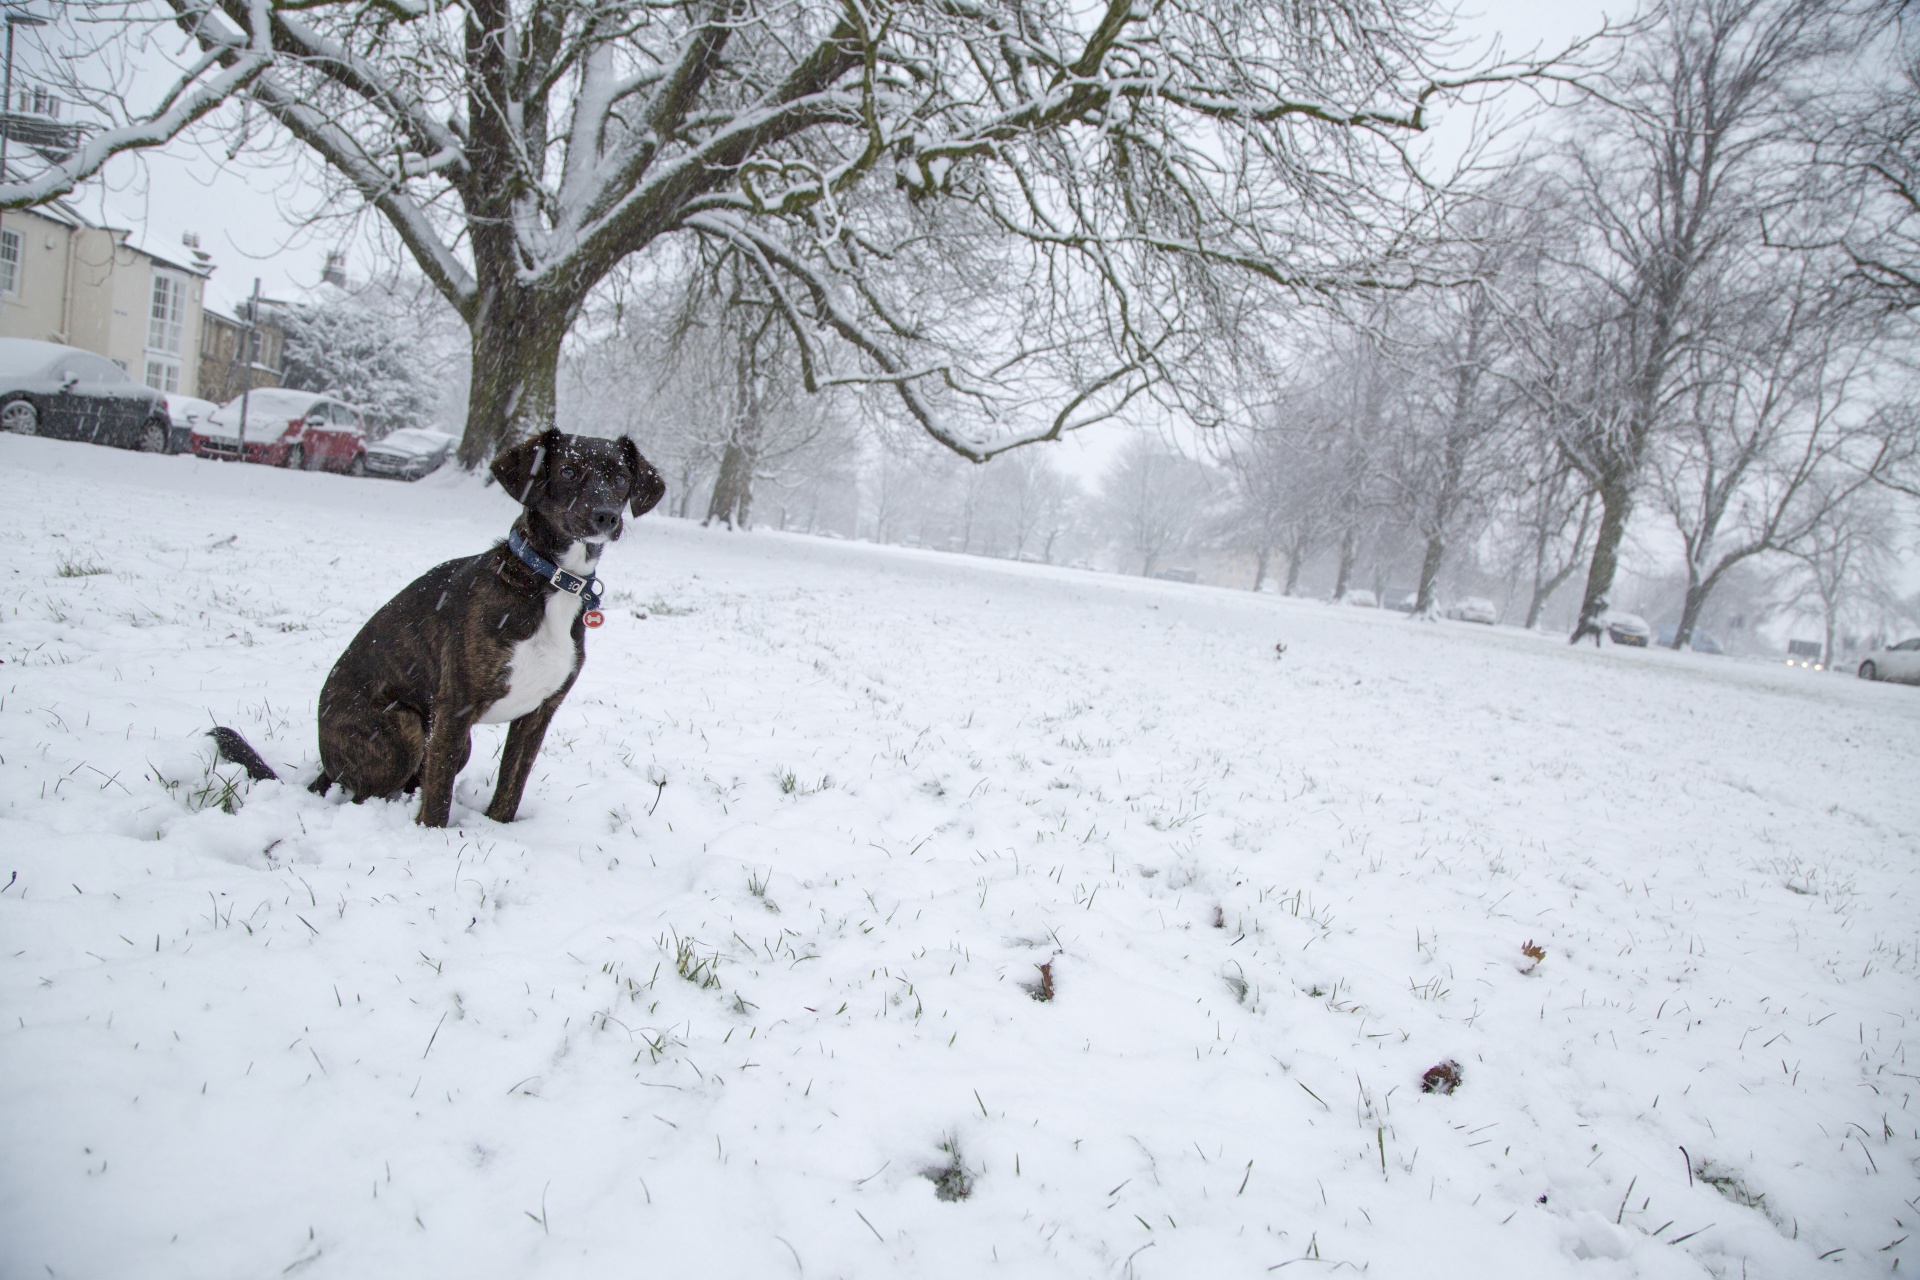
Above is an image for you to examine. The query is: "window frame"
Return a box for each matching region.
[147,269,188,357]
[0,227,21,296]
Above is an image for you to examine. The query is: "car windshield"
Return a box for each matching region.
[207,389,323,428]
[375,428,450,453]
[0,341,57,379]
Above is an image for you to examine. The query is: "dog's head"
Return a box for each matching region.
[491,429,666,543]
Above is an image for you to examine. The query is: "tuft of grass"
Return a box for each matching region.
[1695,1159,1770,1212]
[775,769,833,797]
[55,553,109,578]
[152,752,248,814]
[924,1137,973,1201]
[746,867,780,913]
[668,931,721,990]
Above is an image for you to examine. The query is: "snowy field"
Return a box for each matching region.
[2,433,1917,1280]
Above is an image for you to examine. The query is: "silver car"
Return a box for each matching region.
[363,427,456,480]
[1857,638,1920,686]
[0,337,172,453]
[1446,596,1499,625]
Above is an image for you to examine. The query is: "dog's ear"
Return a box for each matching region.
[622,437,667,516]
[490,429,564,503]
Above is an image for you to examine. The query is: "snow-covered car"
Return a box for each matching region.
[1383,587,1419,613]
[192,388,369,475]
[1785,640,1826,670]
[1342,589,1379,608]
[1605,613,1652,647]
[1446,596,1499,625]
[0,337,173,453]
[163,393,221,454]
[363,427,455,480]
[1857,637,1920,685]
[1657,625,1725,655]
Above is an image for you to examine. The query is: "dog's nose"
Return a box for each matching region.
[590,506,622,534]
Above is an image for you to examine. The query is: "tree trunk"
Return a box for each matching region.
[1673,578,1712,651]
[460,287,573,468]
[706,442,755,528]
[1414,534,1444,616]
[1570,482,1632,645]
[1283,546,1304,596]
[1333,529,1357,599]
[1253,546,1271,591]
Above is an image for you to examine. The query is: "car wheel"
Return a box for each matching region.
[347,453,367,477]
[283,444,304,470]
[2,396,38,435]
[139,418,169,453]
[1858,661,1877,681]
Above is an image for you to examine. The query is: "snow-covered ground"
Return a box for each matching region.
[3,434,1917,1280]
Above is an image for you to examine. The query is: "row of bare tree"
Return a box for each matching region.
[1214,0,1920,650]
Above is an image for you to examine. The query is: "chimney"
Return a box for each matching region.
[322,250,347,288]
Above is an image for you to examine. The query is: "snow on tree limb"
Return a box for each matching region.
[0,0,275,211]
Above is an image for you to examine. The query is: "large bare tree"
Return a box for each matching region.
[47,0,1581,466]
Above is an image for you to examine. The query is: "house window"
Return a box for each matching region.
[144,358,180,393]
[148,271,186,355]
[0,229,19,295]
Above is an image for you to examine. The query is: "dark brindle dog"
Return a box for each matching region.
[217,429,664,827]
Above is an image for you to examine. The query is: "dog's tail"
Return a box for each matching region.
[208,727,280,782]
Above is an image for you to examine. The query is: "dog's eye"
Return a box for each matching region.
[560,465,576,480]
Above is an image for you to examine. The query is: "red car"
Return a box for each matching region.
[190,388,369,475]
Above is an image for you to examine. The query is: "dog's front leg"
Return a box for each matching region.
[417,707,478,827]
[486,686,570,824]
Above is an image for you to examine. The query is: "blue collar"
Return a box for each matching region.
[506,527,604,611]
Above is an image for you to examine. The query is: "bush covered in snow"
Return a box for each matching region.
[279,293,439,438]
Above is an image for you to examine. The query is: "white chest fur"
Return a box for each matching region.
[478,540,597,725]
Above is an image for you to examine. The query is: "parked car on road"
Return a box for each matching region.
[163,393,220,454]
[1786,639,1826,670]
[192,388,369,475]
[1857,637,1920,685]
[1657,625,1725,655]
[1154,568,1199,583]
[1383,587,1419,613]
[364,427,456,481]
[1342,589,1380,608]
[0,337,173,453]
[1446,596,1499,625]
[1605,613,1653,647]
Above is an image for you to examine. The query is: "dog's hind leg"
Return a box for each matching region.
[307,772,333,797]
[319,702,426,806]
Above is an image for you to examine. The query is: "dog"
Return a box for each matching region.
[215,429,665,827]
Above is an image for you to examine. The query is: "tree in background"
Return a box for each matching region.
[1100,436,1215,577]
[1778,481,1911,665]
[279,291,439,437]
[1549,0,1854,644]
